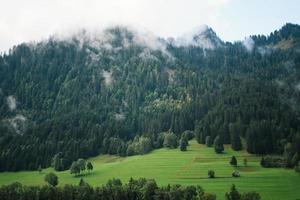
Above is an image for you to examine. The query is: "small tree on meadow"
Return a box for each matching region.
[205,136,213,147]
[214,135,224,154]
[295,162,300,174]
[208,170,215,178]
[44,172,58,187]
[180,137,188,151]
[70,161,80,176]
[225,184,241,200]
[78,159,86,173]
[87,162,93,173]
[230,156,237,167]
[243,158,248,166]
[38,165,42,173]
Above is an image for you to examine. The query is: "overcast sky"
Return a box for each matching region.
[0,0,300,52]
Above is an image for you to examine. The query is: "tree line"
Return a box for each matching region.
[0,177,261,200]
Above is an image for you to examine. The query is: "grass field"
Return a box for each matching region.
[0,140,299,200]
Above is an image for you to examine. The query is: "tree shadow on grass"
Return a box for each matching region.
[72,172,94,178]
[175,175,235,180]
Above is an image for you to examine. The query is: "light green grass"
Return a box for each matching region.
[0,140,300,200]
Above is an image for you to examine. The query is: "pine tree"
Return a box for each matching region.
[214,135,224,154]
[230,156,238,167]
[180,137,188,151]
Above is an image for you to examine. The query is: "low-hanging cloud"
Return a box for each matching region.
[102,70,113,86]
[175,25,221,49]
[242,37,255,52]
[6,95,17,111]
[8,114,27,135]
[0,0,234,53]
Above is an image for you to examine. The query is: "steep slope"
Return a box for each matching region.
[0,24,300,171]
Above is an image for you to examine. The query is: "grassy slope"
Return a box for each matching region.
[0,140,299,200]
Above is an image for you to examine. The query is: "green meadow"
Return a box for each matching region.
[0,140,299,200]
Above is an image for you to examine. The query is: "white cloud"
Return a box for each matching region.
[6,95,17,111]
[102,70,113,86]
[8,114,27,135]
[296,83,300,91]
[175,25,222,49]
[0,0,232,52]
[242,37,255,52]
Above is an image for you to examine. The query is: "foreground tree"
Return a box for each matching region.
[225,184,241,200]
[202,193,217,200]
[44,172,58,187]
[214,135,224,154]
[241,192,261,200]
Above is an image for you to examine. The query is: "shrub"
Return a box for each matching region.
[230,156,238,167]
[232,171,240,177]
[208,170,215,178]
[260,156,285,168]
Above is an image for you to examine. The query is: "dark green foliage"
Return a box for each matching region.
[214,135,224,154]
[241,192,261,200]
[205,136,213,147]
[208,170,215,178]
[230,156,238,167]
[181,130,194,141]
[87,162,93,173]
[229,123,242,151]
[126,136,152,156]
[44,173,58,187]
[260,156,285,168]
[295,162,300,173]
[225,184,241,200]
[179,137,188,151]
[0,178,262,200]
[163,132,178,149]
[284,143,295,167]
[0,24,300,171]
[38,165,42,173]
[232,171,240,177]
[202,193,217,200]
[51,152,69,171]
[70,161,80,176]
[70,159,92,176]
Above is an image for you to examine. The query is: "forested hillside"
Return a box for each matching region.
[0,23,300,171]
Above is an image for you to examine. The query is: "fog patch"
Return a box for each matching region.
[8,114,27,135]
[165,68,176,82]
[275,79,285,87]
[175,25,221,49]
[242,37,255,52]
[138,49,158,61]
[7,95,17,111]
[283,61,295,73]
[102,70,113,86]
[257,46,272,56]
[295,83,300,91]
[115,113,125,121]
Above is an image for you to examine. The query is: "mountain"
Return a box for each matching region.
[174,25,223,49]
[0,23,300,171]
